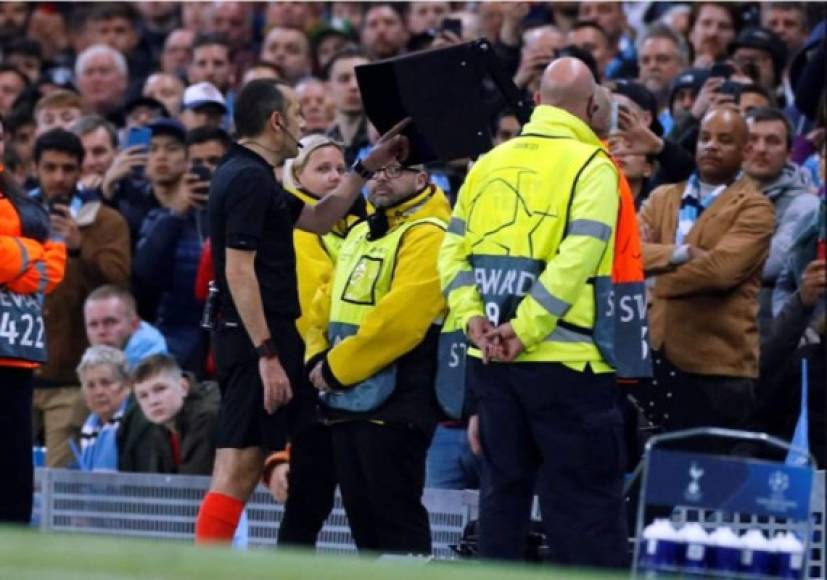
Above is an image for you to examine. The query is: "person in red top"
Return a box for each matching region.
[0,116,67,523]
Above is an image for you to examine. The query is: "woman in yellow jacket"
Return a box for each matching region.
[0,116,67,523]
[283,136,366,340]
[264,135,365,547]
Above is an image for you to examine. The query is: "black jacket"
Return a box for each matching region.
[794,37,826,120]
[118,377,220,475]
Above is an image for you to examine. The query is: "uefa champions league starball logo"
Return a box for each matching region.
[756,470,797,513]
[769,471,790,496]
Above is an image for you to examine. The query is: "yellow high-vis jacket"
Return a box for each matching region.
[438,105,619,370]
[288,187,361,341]
[305,185,451,395]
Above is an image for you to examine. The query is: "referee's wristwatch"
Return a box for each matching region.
[256,338,278,359]
[351,158,375,180]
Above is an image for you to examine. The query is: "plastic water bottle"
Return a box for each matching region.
[678,523,709,573]
[740,529,774,577]
[32,446,46,468]
[641,519,680,571]
[707,526,741,575]
[771,532,805,579]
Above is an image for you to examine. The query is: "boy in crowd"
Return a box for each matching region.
[127,354,219,475]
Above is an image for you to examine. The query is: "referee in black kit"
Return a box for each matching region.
[194,79,410,543]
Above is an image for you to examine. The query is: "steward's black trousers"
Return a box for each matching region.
[277,422,337,547]
[330,421,432,555]
[470,358,629,568]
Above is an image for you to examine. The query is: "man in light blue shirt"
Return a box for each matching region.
[84,284,167,369]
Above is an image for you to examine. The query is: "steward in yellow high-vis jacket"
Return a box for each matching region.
[436,60,628,568]
[305,162,450,555]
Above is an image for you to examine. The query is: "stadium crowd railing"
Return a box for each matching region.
[31,468,825,576]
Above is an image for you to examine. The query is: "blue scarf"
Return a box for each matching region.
[675,173,730,245]
[72,397,128,471]
[28,186,99,217]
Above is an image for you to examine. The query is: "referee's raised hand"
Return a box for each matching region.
[260,356,293,414]
[362,117,413,170]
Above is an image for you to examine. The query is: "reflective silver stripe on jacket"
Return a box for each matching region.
[13,237,29,274]
[443,270,475,297]
[35,261,48,294]
[566,219,611,242]
[528,283,570,318]
[545,325,594,344]
[447,217,466,236]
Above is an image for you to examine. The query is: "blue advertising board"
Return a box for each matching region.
[644,449,813,520]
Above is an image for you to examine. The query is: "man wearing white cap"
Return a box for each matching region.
[180,81,227,131]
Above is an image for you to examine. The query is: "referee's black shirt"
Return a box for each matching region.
[209,142,304,322]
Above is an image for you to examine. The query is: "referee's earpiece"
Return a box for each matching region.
[276,121,304,149]
[272,112,303,149]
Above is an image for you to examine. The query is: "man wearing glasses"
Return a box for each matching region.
[305,161,451,555]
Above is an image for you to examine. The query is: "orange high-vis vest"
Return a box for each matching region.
[0,197,66,295]
[605,149,651,379]
[0,195,67,368]
[613,167,646,284]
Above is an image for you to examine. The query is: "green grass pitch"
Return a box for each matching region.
[0,527,624,579]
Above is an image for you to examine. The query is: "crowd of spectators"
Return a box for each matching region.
[1,1,824,510]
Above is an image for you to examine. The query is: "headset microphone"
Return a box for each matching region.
[277,122,304,149]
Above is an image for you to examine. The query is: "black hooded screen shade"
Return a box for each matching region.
[356,40,529,165]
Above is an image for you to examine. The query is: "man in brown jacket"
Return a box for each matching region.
[29,129,131,467]
[638,107,774,443]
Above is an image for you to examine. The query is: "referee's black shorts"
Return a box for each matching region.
[211,317,308,451]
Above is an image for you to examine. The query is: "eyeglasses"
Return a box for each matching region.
[372,165,415,180]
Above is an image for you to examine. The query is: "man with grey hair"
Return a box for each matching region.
[71,115,118,192]
[75,44,129,117]
[637,23,690,135]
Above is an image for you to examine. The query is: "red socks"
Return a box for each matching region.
[195,492,244,544]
